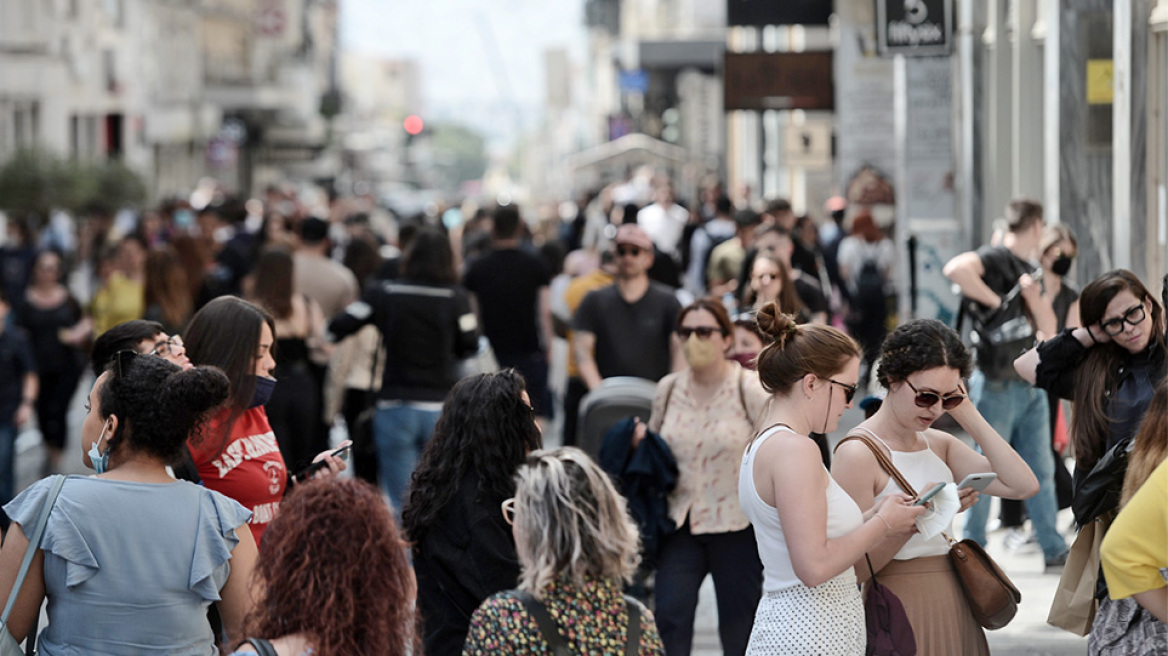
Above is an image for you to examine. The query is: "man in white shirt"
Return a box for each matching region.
[637,182,690,262]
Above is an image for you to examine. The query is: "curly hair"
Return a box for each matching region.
[875,319,972,388]
[754,302,860,396]
[241,478,419,656]
[401,369,543,544]
[97,353,229,463]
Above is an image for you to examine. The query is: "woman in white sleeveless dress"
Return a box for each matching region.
[832,319,1039,655]
[739,305,925,655]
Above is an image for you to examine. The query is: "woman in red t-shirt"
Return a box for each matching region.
[185,296,345,543]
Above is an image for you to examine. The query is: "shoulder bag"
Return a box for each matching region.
[1,475,67,656]
[241,638,278,656]
[862,554,917,656]
[837,434,1021,630]
[515,590,641,656]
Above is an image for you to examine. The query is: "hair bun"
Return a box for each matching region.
[159,366,231,417]
[755,302,798,348]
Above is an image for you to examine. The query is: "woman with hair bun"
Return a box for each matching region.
[739,303,924,655]
[0,353,258,652]
[228,478,419,656]
[832,319,1038,655]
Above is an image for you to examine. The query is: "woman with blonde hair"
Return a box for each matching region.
[463,447,664,655]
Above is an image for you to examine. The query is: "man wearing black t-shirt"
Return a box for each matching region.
[572,224,682,394]
[463,206,554,419]
[944,198,1067,570]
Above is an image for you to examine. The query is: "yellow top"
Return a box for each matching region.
[1101,457,1168,599]
[564,269,614,378]
[90,272,144,336]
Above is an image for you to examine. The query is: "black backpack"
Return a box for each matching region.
[965,280,1034,381]
[855,257,886,313]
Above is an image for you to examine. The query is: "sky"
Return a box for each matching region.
[340,0,586,144]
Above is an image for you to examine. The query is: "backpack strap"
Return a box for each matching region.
[243,638,278,656]
[835,431,918,497]
[624,596,641,656]
[515,591,571,656]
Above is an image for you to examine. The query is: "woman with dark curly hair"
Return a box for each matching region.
[228,478,418,656]
[402,369,542,656]
[0,352,258,652]
[832,319,1038,655]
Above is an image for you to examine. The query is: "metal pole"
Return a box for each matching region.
[1114,0,1133,269]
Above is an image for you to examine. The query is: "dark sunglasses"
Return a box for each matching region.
[905,379,965,410]
[677,326,724,340]
[1100,304,1146,336]
[828,378,857,404]
[616,246,644,257]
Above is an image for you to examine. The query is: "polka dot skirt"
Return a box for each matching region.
[746,574,865,656]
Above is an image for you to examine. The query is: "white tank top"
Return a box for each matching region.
[739,425,864,592]
[854,426,955,559]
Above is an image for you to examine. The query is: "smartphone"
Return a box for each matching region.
[914,482,947,506]
[956,472,997,492]
[293,444,352,482]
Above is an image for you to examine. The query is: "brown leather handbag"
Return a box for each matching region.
[837,433,1022,630]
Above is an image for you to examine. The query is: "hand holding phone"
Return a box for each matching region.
[293,444,352,483]
[914,482,947,507]
[956,472,997,493]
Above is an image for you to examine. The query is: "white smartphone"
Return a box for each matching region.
[956,472,997,492]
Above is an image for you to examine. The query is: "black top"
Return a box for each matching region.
[16,296,82,375]
[327,278,479,402]
[572,283,681,383]
[413,472,521,656]
[793,271,829,319]
[463,247,551,357]
[974,245,1035,300]
[0,327,36,419]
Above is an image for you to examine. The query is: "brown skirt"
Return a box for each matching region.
[865,555,990,656]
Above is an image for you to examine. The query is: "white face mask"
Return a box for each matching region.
[683,334,723,369]
[88,419,113,474]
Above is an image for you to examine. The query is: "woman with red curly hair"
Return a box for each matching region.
[229,477,419,656]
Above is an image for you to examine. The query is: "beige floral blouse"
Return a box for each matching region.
[648,363,770,535]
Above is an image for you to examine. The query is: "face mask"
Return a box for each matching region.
[173,209,194,229]
[249,376,277,408]
[683,335,723,369]
[729,352,758,370]
[1051,254,1073,277]
[88,419,113,474]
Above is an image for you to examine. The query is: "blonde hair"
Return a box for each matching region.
[513,447,640,598]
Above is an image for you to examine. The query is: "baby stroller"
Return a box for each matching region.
[574,377,657,459]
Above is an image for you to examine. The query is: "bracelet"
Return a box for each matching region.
[875,513,893,533]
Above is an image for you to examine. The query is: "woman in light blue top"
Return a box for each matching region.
[0,351,258,654]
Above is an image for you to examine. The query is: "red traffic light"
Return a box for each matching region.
[403,115,424,136]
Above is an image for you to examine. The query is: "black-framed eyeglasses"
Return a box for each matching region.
[677,326,725,340]
[150,335,184,357]
[501,498,516,526]
[616,246,644,257]
[1100,304,1146,336]
[828,379,858,404]
[904,379,966,410]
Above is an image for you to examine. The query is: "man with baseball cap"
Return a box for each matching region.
[572,224,683,397]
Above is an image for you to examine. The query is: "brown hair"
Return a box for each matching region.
[749,254,803,316]
[251,246,295,320]
[1072,270,1167,469]
[241,478,419,655]
[850,209,883,243]
[1004,198,1043,233]
[143,247,193,331]
[754,302,860,395]
[1120,377,1168,508]
[677,298,733,336]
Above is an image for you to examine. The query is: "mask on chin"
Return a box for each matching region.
[249,376,277,408]
[88,419,113,474]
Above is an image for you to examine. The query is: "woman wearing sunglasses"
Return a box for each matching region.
[833,319,1038,655]
[644,299,768,656]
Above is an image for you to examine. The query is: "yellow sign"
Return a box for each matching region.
[1087,60,1114,105]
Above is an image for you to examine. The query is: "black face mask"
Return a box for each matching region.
[1051,254,1074,277]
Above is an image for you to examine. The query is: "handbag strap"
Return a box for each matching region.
[243,637,279,656]
[2,475,66,625]
[836,430,919,498]
[864,553,879,585]
[623,596,641,656]
[515,591,571,656]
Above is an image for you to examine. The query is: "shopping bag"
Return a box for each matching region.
[1047,519,1104,636]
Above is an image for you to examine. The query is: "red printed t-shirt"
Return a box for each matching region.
[189,405,286,544]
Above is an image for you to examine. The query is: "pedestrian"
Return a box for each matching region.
[0,354,257,652]
[739,226,829,325]
[327,226,479,511]
[402,370,543,655]
[0,287,36,507]
[832,319,1040,655]
[943,198,1067,570]
[228,478,419,656]
[90,234,147,336]
[648,299,768,656]
[185,296,347,544]
[739,304,923,655]
[463,447,665,655]
[143,245,194,335]
[837,209,895,386]
[90,319,190,375]
[728,311,765,370]
[745,253,804,319]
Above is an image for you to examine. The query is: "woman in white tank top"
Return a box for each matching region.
[832,319,1039,655]
[738,305,925,656]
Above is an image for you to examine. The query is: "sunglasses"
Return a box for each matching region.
[111,349,139,378]
[677,326,724,340]
[150,335,184,357]
[905,379,966,410]
[616,246,644,257]
[501,498,516,526]
[1099,304,1146,336]
[828,378,857,404]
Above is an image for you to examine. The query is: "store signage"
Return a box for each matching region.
[876,0,953,56]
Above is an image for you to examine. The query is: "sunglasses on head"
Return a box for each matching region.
[677,326,724,340]
[616,246,643,257]
[905,379,965,410]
